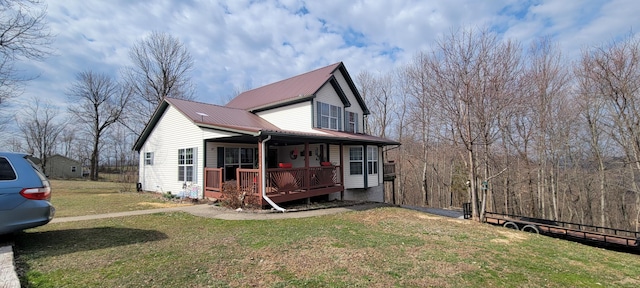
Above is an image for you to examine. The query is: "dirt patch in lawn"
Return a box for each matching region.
[136,202,192,208]
[490,230,528,244]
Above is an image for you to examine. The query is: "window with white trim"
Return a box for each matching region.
[349,147,363,175]
[345,111,358,133]
[367,146,378,174]
[145,152,154,165]
[317,102,342,130]
[178,148,194,182]
[71,166,77,173]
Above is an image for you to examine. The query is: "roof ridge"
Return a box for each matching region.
[166,97,251,112]
[238,61,342,95]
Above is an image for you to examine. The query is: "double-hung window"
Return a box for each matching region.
[145,152,154,165]
[317,102,342,130]
[178,148,194,182]
[367,146,378,174]
[345,111,358,133]
[349,147,363,175]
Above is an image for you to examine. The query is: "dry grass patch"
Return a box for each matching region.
[49,179,192,217]
[490,230,529,244]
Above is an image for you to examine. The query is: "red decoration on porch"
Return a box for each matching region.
[320,162,333,166]
[278,162,293,168]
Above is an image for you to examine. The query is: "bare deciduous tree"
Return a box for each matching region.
[524,37,572,220]
[426,28,520,221]
[576,34,640,230]
[67,71,132,181]
[124,31,195,135]
[16,96,66,175]
[357,70,396,138]
[403,52,435,206]
[0,0,52,111]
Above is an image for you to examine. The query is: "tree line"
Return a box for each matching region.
[362,28,640,231]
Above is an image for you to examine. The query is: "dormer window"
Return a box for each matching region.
[317,102,342,130]
[345,111,358,133]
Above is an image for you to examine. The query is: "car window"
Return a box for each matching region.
[0,157,17,180]
[25,156,48,182]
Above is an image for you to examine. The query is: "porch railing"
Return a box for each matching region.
[204,167,223,198]
[205,166,344,204]
[233,166,343,195]
[265,166,342,194]
[237,168,259,195]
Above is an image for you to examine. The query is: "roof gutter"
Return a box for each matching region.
[260,134,286,212]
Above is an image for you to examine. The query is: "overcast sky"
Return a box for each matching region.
[12,0,640,111]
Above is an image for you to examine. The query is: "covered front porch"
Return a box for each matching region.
[202,136,345,206]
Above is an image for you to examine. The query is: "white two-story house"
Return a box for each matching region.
[133,62,399,209]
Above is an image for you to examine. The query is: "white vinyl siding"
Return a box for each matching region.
[328,144,340,164]
[256,101,314,132]
[139,105,237,197]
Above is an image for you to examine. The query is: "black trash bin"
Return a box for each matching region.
[462,202,472,219]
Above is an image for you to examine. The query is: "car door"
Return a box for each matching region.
[0,156,25,212]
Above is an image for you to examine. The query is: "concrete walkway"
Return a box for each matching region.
[50,202,387,223]
[0,245,19,288]
[1,202,388,287]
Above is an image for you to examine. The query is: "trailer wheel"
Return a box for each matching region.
[522,224,539,234]
[503,221,519,230]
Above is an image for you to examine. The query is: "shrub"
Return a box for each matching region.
[220,182,244,209]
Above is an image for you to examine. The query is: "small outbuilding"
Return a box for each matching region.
[46,154,83,179]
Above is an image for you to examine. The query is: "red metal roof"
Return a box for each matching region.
[133,62,398,151]
[167,98,398,145]
[225,62,342,110]
[166,98,280,133]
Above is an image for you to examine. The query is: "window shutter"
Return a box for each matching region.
[338,107,343,131]
[355,113,359,133]
[192,147,198,183]
[217,147,224,168]
[316,102,321,128]
[344,110,349,132]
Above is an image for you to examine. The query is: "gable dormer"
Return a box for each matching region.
[226,62,369,134]
[314,66,367,133]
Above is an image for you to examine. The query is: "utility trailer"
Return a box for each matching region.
[484,212,640,250]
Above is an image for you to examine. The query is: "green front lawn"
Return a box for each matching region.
[14,207,640,287]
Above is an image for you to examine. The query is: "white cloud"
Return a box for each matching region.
[10,0,640,116]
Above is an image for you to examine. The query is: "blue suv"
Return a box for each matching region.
[0,152,55,234]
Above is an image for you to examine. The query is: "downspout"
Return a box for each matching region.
[261,134,286,212]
